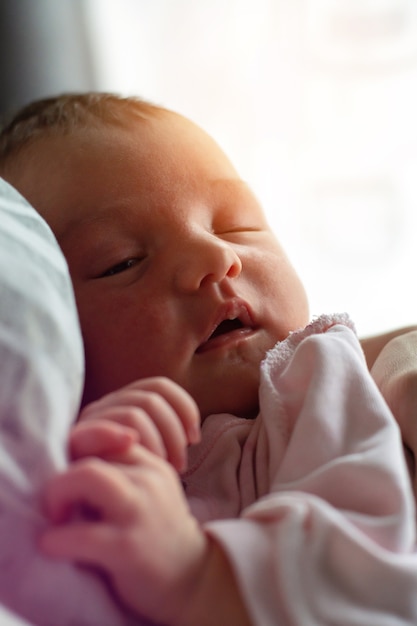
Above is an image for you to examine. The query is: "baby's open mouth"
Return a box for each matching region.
[196,314,253,354]
[208,318,244,339]
[196,299,256,354]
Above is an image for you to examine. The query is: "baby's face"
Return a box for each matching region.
[7,112,309,418]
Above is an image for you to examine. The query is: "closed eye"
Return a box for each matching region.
[99,258,139,278]
[215,223,263,234]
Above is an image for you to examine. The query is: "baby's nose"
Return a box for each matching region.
[175,233,242,292]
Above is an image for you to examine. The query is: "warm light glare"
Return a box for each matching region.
[84,0,417,335]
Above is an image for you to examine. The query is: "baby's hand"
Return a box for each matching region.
[74,377,201,472]
[40,444,209,625]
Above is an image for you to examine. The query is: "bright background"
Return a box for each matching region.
[2,0,417,336]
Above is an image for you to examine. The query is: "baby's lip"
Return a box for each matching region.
[196,299,256,353]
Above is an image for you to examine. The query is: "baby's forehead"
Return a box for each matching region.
[3,112,257,235]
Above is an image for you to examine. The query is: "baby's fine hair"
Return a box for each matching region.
[0,92,166,170]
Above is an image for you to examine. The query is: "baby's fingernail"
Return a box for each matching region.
[188,422,201,444]
[118,428,139,447]
[173,450,186,473]
[127,425,140,439]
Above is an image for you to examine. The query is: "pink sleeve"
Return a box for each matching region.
[205,317,417,625]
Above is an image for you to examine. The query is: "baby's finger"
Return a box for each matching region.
[81,393,190,471]
[129,378,201,444]
[82,377,201,445]
[107,393,187,470]
[43,458,137,524]
[69,420,138,460]
[40,520,117,569]
[78,403,180,466]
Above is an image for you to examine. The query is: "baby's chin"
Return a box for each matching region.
[193,342,275,420]
[197,381,260,421]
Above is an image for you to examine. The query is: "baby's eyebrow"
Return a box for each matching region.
[59,216,108,247]
[59,228,116,266]
[59,203,135,245]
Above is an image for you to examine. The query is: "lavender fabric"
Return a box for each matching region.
[0,178,145,626]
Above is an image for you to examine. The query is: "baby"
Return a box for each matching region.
[1,93,417,626]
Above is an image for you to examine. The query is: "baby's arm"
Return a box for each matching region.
[370,330,417,491]
[360,325,417,369]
